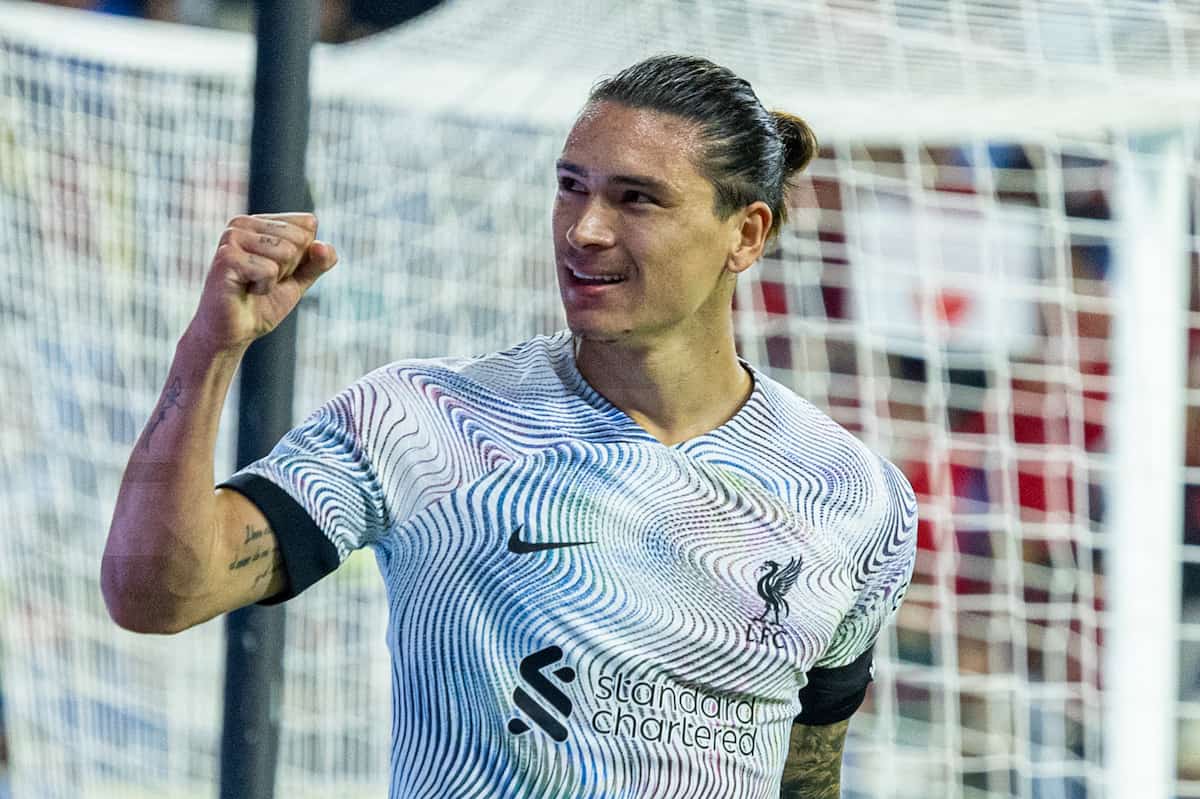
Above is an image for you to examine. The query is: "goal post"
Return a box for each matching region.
[220,1,318,798]
[1,2,1198,798]
[1106,131,1191,798]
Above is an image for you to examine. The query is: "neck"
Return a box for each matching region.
[574,327,752,446]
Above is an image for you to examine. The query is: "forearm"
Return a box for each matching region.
[102,325,247,629]
[779,719,848,799]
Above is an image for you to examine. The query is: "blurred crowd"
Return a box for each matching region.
[737,136,1198,790]
[31,0,442,42]
[763,142,1117,796]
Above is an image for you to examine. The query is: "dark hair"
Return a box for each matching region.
[588,54,817,238]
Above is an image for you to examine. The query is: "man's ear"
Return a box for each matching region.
[727,201,773,274]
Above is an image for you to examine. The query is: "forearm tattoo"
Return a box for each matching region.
[779,720,848,799]
[142,376,183,449]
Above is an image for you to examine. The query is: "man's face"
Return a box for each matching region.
[552,101,741,346]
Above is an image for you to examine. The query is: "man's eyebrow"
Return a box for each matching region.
[610,174,674,195]
[555,160,676,196]
[556,159,588,176]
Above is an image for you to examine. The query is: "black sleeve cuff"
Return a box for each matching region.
[218,473,341,605]
[794,645,875,726]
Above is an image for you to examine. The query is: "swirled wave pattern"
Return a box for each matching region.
[239,332,917,799]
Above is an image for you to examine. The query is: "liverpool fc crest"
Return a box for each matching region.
[753,557,803,625]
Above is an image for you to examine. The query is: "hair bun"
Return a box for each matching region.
[772,111,818,174]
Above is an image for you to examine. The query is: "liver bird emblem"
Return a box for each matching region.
[754,557,803,625]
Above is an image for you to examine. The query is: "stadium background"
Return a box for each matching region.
[1,0,1199,797]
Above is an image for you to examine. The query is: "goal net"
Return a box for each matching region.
[1,1,1198,797]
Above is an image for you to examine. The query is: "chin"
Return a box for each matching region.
[564,315,631,345]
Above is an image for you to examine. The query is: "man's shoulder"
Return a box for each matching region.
[745,370,912,521]
[356,331,575,407]
[750,371,878,469]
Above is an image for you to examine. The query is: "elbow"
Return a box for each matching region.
[105,604,193,636]
[101,554,198,635]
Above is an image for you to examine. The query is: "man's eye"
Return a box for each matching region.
[557,176,585,193]
[623,190,656,205]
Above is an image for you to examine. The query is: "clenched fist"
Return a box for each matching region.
[188,213,338,354]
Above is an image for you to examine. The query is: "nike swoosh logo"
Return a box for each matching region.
[507,526,595,554]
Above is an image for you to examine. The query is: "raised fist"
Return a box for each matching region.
[189,212,338,353]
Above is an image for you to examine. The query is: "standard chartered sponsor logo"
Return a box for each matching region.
[589,670,758,756]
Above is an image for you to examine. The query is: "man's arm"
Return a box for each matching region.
[101,334,289,633]
[101,213,338,634]
[779,719,849,799]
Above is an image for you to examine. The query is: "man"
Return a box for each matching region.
[103,55,917,798]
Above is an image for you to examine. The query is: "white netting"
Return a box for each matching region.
[1,1,1199,797]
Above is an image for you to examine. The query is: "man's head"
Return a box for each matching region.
[588,54,817,239]
[553,55,817,346]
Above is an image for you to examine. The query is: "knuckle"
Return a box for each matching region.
[228,214,254,228]
[258,255,281,276]
[223,224,250,245]
[235,256,275,281]
[213,241,238,263]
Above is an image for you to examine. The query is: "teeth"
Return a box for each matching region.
[571,269,624,283]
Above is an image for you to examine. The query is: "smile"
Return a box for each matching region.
[569,268,626,284]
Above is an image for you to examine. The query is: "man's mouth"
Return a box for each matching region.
[568,267,626,285]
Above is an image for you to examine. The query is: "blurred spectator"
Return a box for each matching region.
[1180,248,1200,780]
[0,678,7,780]
[92,0,179,20]
[31,0,445,39]
[320,0,441,43]
[33,0,180,20]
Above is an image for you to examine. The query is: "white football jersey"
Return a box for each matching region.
[224,331,917,799]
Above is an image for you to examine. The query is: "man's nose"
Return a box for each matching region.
[566,200,616,249]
